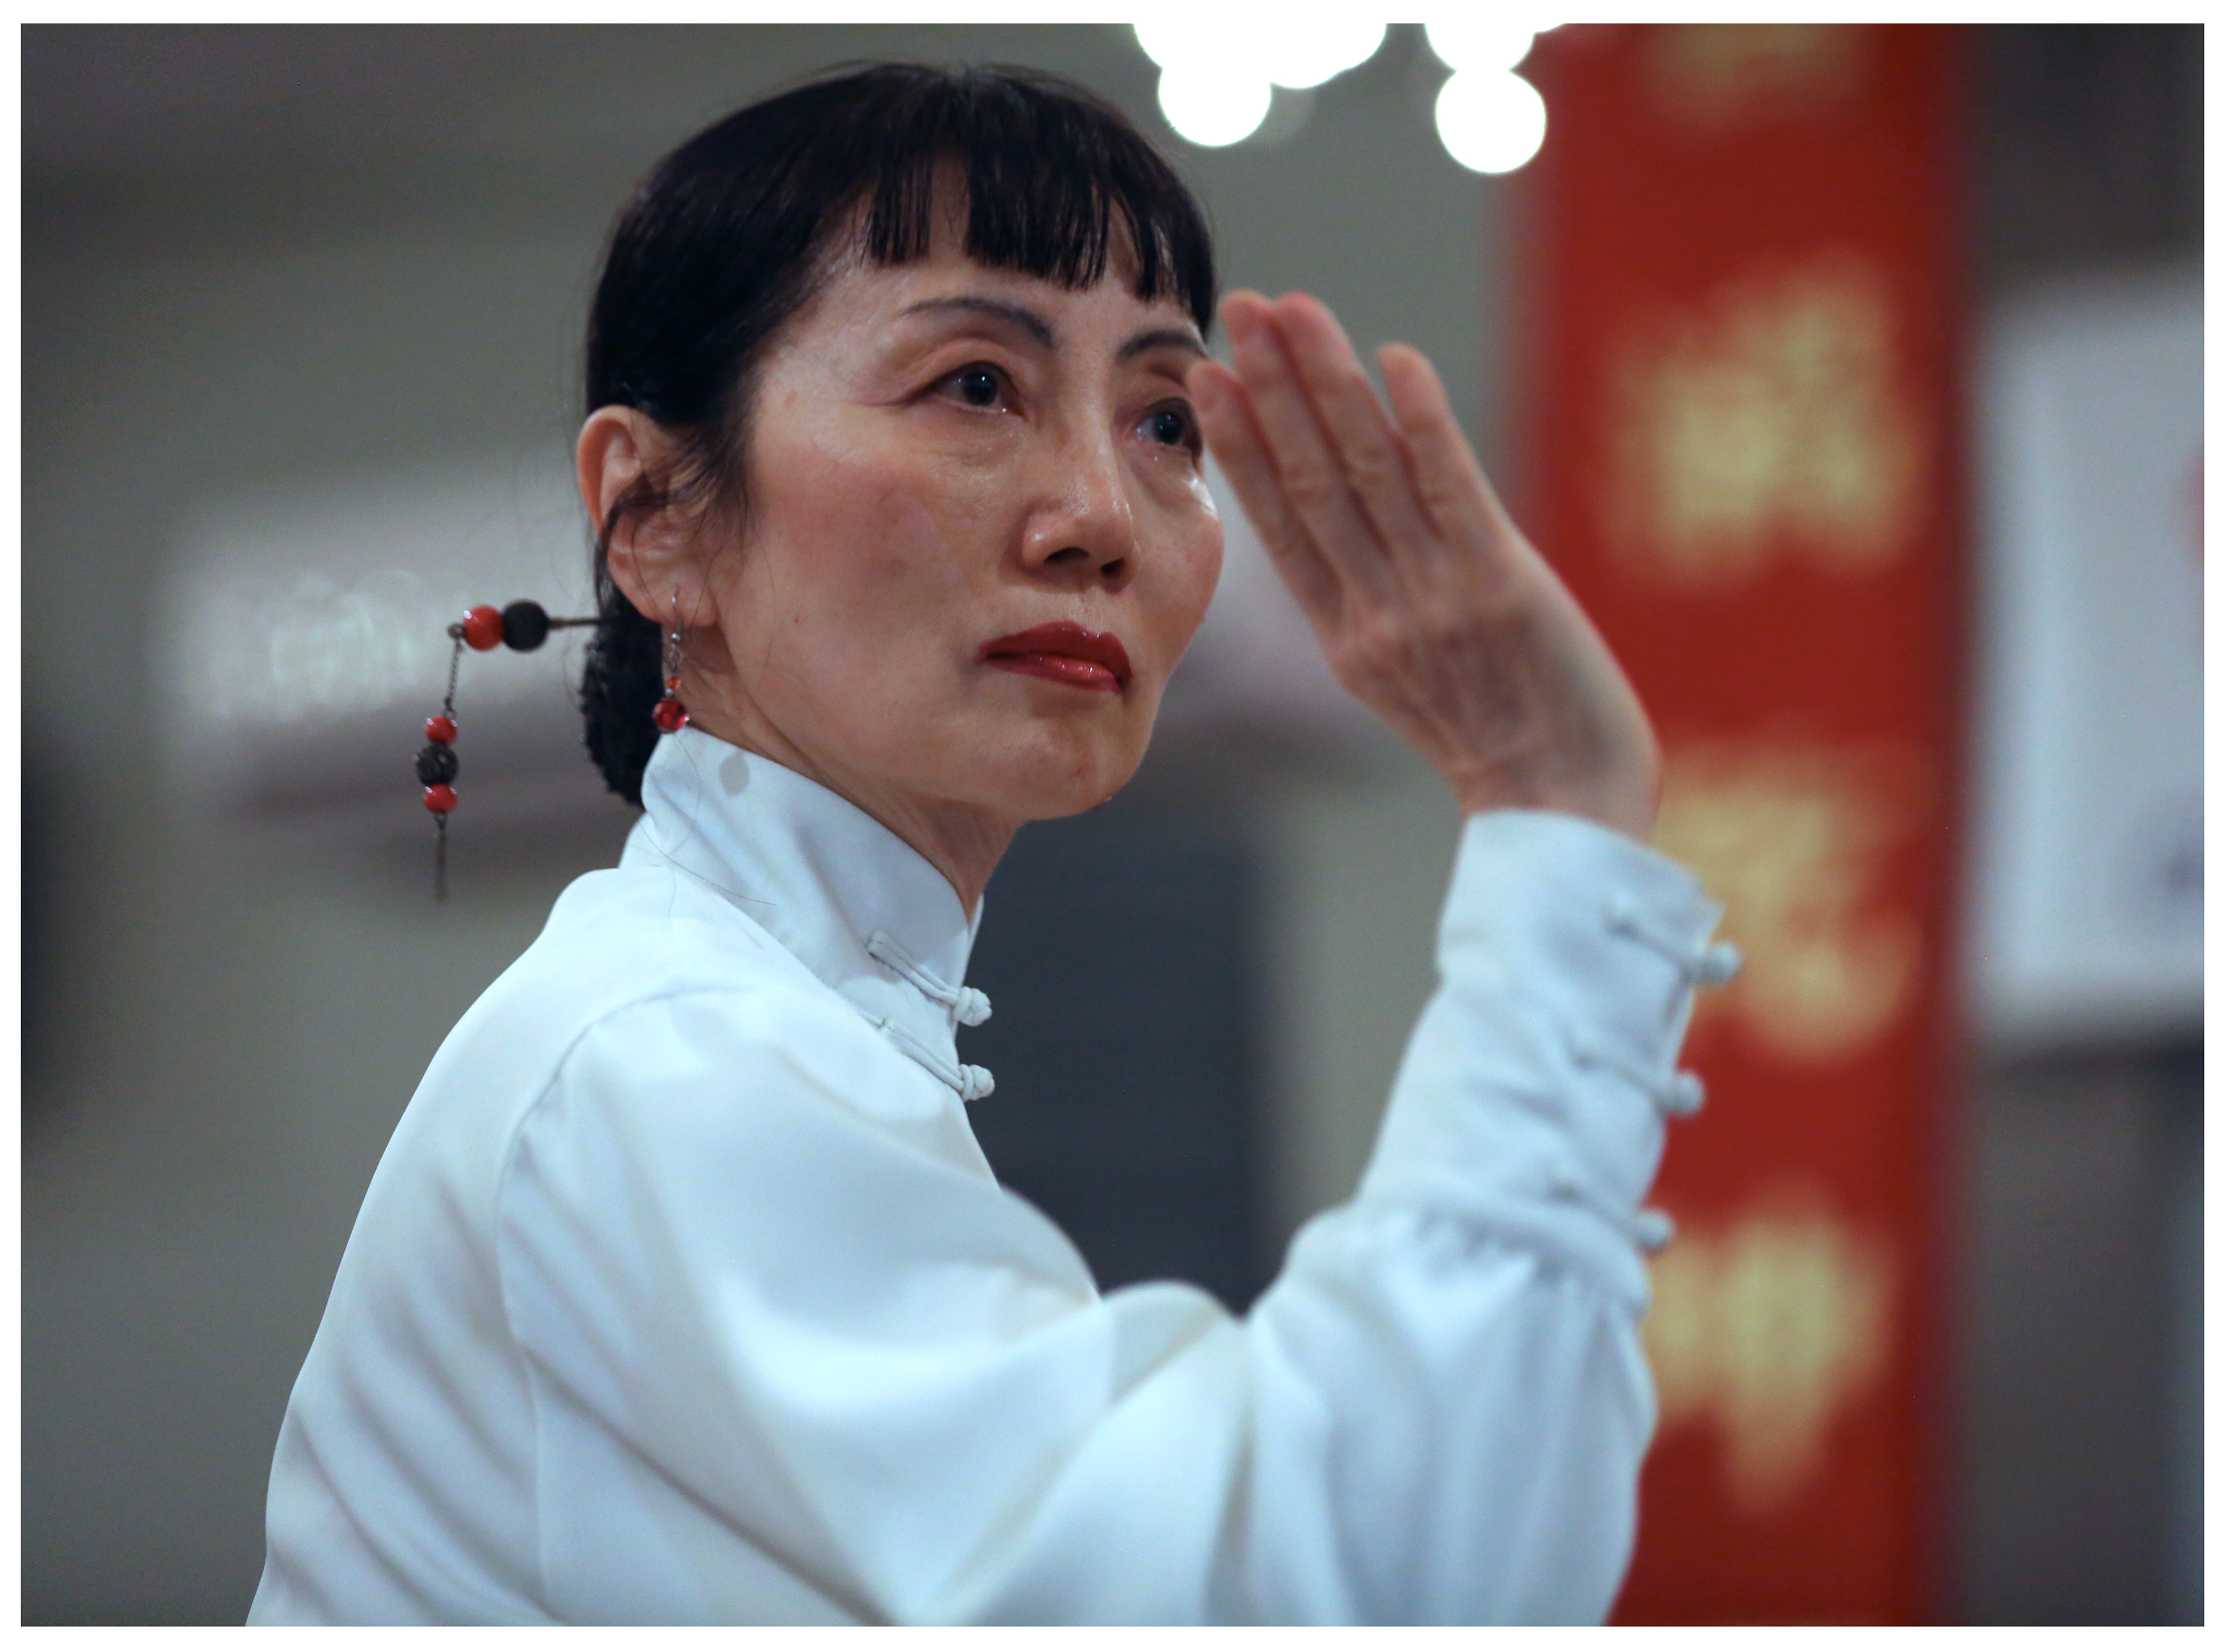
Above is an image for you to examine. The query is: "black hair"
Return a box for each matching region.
[579,62,1218,805]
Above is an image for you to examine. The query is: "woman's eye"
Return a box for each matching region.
[939,364,1009,410]
[1142,402,1200,454]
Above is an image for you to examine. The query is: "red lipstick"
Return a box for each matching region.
[979,621,1133,694]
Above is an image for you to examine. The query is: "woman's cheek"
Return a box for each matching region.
[865,454,1012,582]
[812,480,967,627]
[1160,514,1225,658]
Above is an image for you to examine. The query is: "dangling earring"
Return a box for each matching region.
[418,599,594,901]
[653,625,689,733]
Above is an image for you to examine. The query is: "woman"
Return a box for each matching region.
[251,64,1730,1625]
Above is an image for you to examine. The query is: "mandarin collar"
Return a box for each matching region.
[621,727,990,1096]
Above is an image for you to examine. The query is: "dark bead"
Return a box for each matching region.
[415,743,460,785]
[425,714,457,744]
[652,696,689,733]
[423,784,458,814]
[502,600,551,652]
[462,605,504,651]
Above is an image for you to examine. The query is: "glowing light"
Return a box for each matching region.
[1433,69,1548,175]
[1156,63,1274,147]
[1261,22,1388,89]
[1134,22,1388,150]
[1133,22,1188,71]
[1134,21,1250,74]
[1425,20,1555,74]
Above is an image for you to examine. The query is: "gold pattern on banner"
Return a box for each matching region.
[1644,1190,1893,1513]
[1607,260,1923,585]
[1654,742,1920,1060]
[1646,25,1863,125]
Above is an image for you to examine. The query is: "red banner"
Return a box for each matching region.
[1517,25,1965,1623]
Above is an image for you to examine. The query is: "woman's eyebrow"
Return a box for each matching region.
[1118,327,1208,364]
[897,295,1055,349]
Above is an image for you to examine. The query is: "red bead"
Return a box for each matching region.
[423,784,458,813]
[462,605,504,651]
[424,715,457,744]
[652,696,689,733]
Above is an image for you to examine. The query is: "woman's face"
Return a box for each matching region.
[691,216,1223,837]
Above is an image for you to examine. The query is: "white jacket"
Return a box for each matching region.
[250,725,1727,1625]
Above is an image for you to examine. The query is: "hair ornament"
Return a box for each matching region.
[420,601,595,901]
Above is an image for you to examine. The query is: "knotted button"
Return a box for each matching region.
[1693,941,1743,987]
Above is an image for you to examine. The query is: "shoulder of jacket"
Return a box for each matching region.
[517,862,818,1001]
[420,862,850,1112]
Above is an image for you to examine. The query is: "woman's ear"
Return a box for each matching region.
[576,405,700,623]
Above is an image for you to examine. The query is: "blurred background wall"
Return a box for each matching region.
[19,24,2200,1625]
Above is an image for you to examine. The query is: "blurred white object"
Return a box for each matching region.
[1136,20,1386,90]
[1261,21,1388,89]
[1136,20,1387,146]
[1425,19,1552,74]
[160,455,596,815]
[1433,69,1549,175]
[1967,267,2201,1047]
[1132,20,1239,74]
[1155,63,1274,147]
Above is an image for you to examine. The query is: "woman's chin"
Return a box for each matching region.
[977,727,1147,821]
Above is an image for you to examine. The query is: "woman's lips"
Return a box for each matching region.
[979,621,1133,694]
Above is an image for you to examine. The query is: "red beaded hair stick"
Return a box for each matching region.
[420,601,595,901]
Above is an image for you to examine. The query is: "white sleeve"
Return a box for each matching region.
[496,809,1724,1625]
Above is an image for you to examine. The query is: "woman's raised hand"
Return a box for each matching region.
[1188,290,1662,839]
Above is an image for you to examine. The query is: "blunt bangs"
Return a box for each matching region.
[843,65,1217,333]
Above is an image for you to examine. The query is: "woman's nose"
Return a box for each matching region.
[1018,431,1137,588]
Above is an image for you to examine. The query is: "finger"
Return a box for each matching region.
[1377,344,1500,538]
[1363,343,1560,620]
[1220,290,1399,603]
[1219,285,1274,337]
[1188,358,1344,623]
[1267,295,1443,582]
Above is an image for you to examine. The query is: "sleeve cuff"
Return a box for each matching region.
[1438,808,1724,1060]
[1355,809,1730,1290]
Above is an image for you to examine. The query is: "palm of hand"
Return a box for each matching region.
[1188,290,1660,840]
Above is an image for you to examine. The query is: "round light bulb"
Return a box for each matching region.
[1263,21,1388,89]
[1425,19,1547,74]
[1157,64,1274,147]
[1135,21,1256,74]
[1133,22,1189,71]
[1433,69,1548,175]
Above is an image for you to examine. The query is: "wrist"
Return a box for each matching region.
[1449,773,1659,843]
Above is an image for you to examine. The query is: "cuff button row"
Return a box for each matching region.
[1569,1042,1708,1120]
[1603,893,1743,988]
[1633,1209,1677,1252]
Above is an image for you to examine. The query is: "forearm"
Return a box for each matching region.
[1228,808,1725,1622]
[1238,1205,1652,1622]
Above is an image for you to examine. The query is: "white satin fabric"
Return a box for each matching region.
[250,726,1724,1625]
